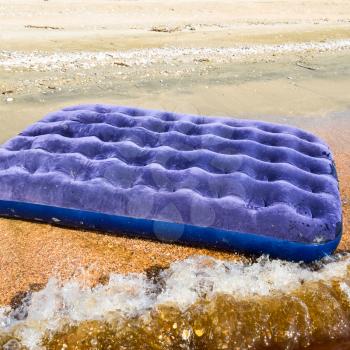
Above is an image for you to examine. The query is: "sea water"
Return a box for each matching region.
[1,254,350,349]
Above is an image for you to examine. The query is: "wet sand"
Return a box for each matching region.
[0,0,350,307]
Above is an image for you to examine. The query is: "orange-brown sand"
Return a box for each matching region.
[0,219,245,306]
[335,152,350,251]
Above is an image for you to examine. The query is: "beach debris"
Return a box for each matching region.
[181,329,191,341]
[150,25,180,33]
[113,61,130,67]
[150,24,194,33]
[184,24,196,31]
[5,97,14,102]
[0,39,348,73]
[24,25,63,30]
[1,90,14,95]
[194,58,210,63]
[296,62,318,71]
[194,328,205,337]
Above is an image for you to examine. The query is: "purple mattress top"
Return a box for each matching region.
[0,104,342,243]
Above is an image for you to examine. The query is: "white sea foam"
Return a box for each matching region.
[157,255,350,308]
[1,254,350,349]
[1,39,350,71]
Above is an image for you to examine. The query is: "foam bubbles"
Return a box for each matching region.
[1,254,350,349]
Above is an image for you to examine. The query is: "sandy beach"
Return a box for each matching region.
[0,1,350,348]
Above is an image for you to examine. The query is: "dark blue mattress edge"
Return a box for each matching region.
[0,199,342,263]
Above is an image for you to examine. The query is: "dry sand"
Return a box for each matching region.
[0,0,349,305]
[1,0,350,52]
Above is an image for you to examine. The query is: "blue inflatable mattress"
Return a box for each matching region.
[0,104,342,261]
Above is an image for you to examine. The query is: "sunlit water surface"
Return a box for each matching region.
[1,254,350,349]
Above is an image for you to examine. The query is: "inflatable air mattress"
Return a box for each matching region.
[0,105,342,261]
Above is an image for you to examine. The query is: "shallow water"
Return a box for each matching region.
[1,254,350,349]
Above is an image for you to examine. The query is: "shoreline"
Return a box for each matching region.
[1,39,350,72]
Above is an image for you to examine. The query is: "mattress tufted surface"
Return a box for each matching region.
[0,104,341,244]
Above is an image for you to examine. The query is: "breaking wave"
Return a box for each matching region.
[1,254,350,349]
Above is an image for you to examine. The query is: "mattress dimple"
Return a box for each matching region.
[0,104,341,244]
